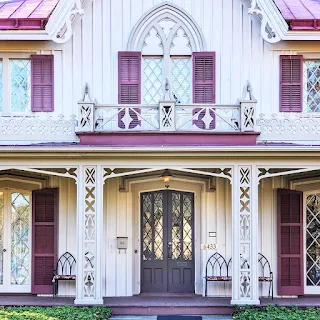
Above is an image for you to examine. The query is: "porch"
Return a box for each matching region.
[0,155,320,306]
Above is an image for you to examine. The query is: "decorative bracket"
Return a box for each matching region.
[247,0,281,43]
[50,0,85,44]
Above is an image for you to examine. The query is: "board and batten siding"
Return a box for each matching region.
[2,0,320,121]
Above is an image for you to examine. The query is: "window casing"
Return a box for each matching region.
[0,54,32,114]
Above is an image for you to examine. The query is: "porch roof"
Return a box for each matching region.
[0,0,59,30]
[274,0,320,30]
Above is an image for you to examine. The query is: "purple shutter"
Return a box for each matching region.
[32,188,58,294]
[192,52,216,129]
[277,189,303,296]
[118,52,141,129]
[280,55,303,112]
[31,55,54,112]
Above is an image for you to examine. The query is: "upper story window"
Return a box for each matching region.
[0,54,54,114]
[119,5,214,107]
[304,60,320,112]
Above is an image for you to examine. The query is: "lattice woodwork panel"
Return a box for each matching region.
[239,167,251,299]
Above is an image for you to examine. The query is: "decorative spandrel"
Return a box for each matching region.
[0,192,3,285]
[10,192,30,285]
[183,194,192,260]
[306,194,320,286]
[171,192,182,260]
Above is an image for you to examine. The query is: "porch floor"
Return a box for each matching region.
[0,295,319,307]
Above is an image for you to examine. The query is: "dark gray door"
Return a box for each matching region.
[141,190,194,293]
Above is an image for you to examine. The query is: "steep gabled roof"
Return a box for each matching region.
[0,0,59,30]
[274,0,320,30]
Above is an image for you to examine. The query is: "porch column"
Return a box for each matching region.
[231,165,259,305]
[74,165,104,305]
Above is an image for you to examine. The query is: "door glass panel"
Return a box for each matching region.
[306,193,320,286]
[142,192,164,261]
[0,192,3,285]
[153,192,163,260]
[171,192,181,260]
[183,194,192,260]
[10,192,30,285]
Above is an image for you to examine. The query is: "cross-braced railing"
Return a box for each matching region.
[77,101,256,133]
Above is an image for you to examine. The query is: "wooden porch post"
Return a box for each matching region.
[231,165,260,305]
[74,165,104,305]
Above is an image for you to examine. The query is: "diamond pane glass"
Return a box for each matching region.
[0,61,3,112]
[143,58,163,104]
[304,61,320,112]
[142,194,153,261]
[11,60,31,113]
[154,192,163,260]
[171,57,191,104]
[306,194,320,286]
[172,192,181,260]
[0,192,3,285]
[183,194,192,260]
[11,192,30,285]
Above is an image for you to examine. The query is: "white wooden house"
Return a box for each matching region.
[1,0,320,308]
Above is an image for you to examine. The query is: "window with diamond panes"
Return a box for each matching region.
[304,61,320,112]
[11,59,31,113]
[10,192,30,285]
[306,193,320,287]
[143,58,163,104]
[171,57,191,104]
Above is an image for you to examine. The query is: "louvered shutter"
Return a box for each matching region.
[32,188,58,294]
[192,52,216,129]
[31,55,54,112]
[277,189,303,295]
[118,52,141,129]
[280,55,303,112]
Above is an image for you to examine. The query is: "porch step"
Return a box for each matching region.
[105,297,233,316]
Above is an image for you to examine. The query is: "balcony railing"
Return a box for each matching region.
[77,100,257,133]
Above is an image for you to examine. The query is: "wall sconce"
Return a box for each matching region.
[161,169,173,188]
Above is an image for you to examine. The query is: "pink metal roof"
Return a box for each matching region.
[0,0,59,30]
[274,0,320,30]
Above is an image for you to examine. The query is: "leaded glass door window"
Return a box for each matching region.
[141,190,194,293]
[0,189,31,293]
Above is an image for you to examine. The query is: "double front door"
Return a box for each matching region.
[0,190,31,292]
[141,190,194,293]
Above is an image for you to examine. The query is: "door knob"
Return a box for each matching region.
[3,249,6,252]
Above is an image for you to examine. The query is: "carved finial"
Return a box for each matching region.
[241,80,256,101]
[82,83,92,102]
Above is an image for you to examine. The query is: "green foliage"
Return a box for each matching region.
[0,306,112,320]
[233,305,320,320]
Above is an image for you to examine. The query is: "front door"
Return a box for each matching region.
[141,190,194,293]
[0,190,31,293]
